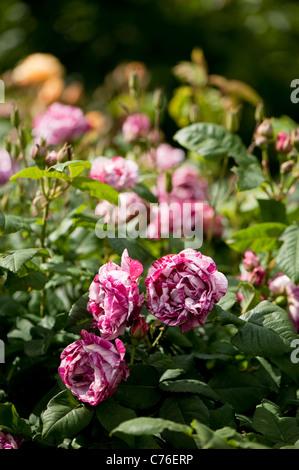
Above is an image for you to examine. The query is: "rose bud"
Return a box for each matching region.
[129,316,149,342]
[280,160,294,174]
[256,119,273,138]
[275,132,292,154]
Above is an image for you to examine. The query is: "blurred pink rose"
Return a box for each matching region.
[202,203,225,239]
[58,330,129,406]
[89,156,139,191]
[145,249,228,332]
[268,273,299,332]
[0,149,17,185]
[0,431,23,449]
[122,113,151,142]
[87,249,144,340]
[95,192,144,226]
[154,164,208,203]
[155,143,185,171]
[32,102,91,146]
[146,200,202,240]
[275,132,292,153]
[171,164,208,202]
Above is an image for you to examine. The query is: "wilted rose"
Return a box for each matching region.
[89,156,139,191]
[145,248,228,332]
[87,249,144,340]
[58,330,130,406]
[32,102,91,146]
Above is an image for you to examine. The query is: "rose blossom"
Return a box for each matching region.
[145,248,228,332]
[87,249,144,340]
[155,143,185,171]
[58,330,129,406]
[268,273,299,332]
[89,156,139,191]
[0,149,17,185]
[0,431,23,449]
[122,113,151,142]
[32,102,91,146]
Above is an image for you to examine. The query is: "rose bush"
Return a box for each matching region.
[0,50,299,451]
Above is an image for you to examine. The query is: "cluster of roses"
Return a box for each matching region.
[58,248,228,407]
[237,249,299,332]
[91,112,224,240]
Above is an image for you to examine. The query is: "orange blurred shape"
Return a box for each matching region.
[85,110,112,134]
[61,81,84,105]
[11,53,65,87]
[37,76,64,105]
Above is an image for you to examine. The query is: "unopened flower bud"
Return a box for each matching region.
[129,71,141,99]
[275,131,292,154]
[31,141,48,160]
[4,136,12,154]
[189,103,199,123]
[256,119,273,138]
[10,106,21,129]
[254,102,265,122]
[280,159,294,174]
[274,295,287,308]
[291,128,299,150]
[19,127,27,150]
[153,88,164,110]
[56,144,72,163]
[254,135,268,148]
[225,107,240,133]
[45,150,58,166]
[129,316,149,342]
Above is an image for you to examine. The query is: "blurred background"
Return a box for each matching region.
[0,0,298,141]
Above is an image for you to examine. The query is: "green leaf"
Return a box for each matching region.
[231,301,298,357]
[226,222,287,253]
[276,223,299,284]
[159,379,219,401]
[209,404,237,431]
[114,365,162,410]
[133,183,158,203]
[42,390,93,439]
[0,214,38,235]
[51,160,91,178]
[159,395,210,449]
[252,400,299,446]
[238,282,262,314]
[190,420,230,449]
[257,199,288,224]
[111,417,193,437]
[173,122,247,161]
[10,166,70,182]
[0,248,48,273]
[65,292,91,334]
[0,402,31,436]
[71,176,119,204]
[208,364,271,413]
[232,163,265,191]
[96,398,137,447]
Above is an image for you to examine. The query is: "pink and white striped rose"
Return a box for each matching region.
[145,249,228,332]
[87,249,144,340]
[58,330,130,406]
[0,431,23,449]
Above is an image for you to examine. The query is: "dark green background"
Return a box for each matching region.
[1,0,299,126]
